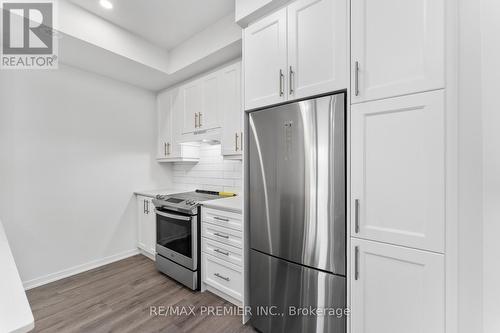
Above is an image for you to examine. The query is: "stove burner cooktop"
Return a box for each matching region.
[152,190,223,215]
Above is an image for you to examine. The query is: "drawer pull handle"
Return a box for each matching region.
[214,248,229,256]
[214,232,229,239]
[213,216,230,222]
[214,273,230,282]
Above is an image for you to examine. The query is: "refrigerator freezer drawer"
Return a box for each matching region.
[249,249,346,333]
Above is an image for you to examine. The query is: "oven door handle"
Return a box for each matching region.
[155,209,192,221]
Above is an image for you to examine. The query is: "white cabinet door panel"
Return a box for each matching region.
[157,90,172,159]
[351,238,444,333]
[200,73,220,131]
[137,196,156,256]
[220,62,243,156]
[182,80,202,134]
[351,91,445,252]
[244,8,287,109]
[351,0,445,102]
[288,0,347,99]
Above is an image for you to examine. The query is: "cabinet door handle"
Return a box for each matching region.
[240,131,243,152]
[164,142,167,156]
[146,201,150,214]
[355,246,360,280]
[194,113,198,128]
[214,216,230,222]
[214,248,230,256]
[214,232,229,239]
[354,199,360,233]
[355,61,360,96]
[289,66,294,95]
[279,69,284,97]
[214,273,230,282]
[167,142,171,155]
[143,199,146,214]
[198,112,202,127]
[235,133,239,151]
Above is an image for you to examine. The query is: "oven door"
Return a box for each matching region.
[156,209,197,271]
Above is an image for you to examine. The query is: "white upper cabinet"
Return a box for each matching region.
[244,0,347,109]
[351,0,445,103]
[157,90,172,159]
[199,73,220,131]
[244,8,287,110]
[351,238,445,333]
[220,62,243,156]
[182,80,203,134]
[351,91,445,252]
[156,87,200,162]
[287,0,347,99]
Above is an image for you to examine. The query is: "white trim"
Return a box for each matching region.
[138,248,156,261]
[23,249,140,290]
[445,0,459,331]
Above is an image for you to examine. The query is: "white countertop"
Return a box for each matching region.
[134,187,195,198]
[202,196,242,214]
[0,220,34,333]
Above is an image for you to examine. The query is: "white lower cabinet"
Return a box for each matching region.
[201,206,243,306]
[202,253,243,302]
[136,195,156,257]
[351,238,445,333]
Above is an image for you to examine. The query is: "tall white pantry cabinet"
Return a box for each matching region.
[349,0,454,332]
[242,0,456,330]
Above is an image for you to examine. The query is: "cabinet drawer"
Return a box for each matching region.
[202,207,242,231]
[202,253,243,302]
[202,238,243,267]
[202,223,243,249]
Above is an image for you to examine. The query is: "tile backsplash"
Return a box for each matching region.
[173,143,242,193]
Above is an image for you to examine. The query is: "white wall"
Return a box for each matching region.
[172,144,242,193]
[0,65,172,287]
[480,1,500,331]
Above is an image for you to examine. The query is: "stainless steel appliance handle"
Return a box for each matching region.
[213,216,229,222]
[214,249,229,256]
[155,209,192,221]
[355,246,360,280]
[214,273,230,281]
[214,232,229,239]
[355,61,360,96]
[355,199,360,233]
[279,69,284,96]
[289,66,294,95]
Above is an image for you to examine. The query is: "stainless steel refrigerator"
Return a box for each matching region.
[248,93,346,333]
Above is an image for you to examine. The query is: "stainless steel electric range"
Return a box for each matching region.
[152,190,223,290]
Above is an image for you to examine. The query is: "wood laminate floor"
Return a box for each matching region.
[27,255,257,333]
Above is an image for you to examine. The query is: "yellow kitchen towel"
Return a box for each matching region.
[219,192,236,197]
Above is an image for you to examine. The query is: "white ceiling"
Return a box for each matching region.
[68,0,235,50]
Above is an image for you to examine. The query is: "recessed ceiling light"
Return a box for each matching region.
[99,0,113,9]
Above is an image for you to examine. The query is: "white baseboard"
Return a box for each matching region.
[23,248,140,290]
